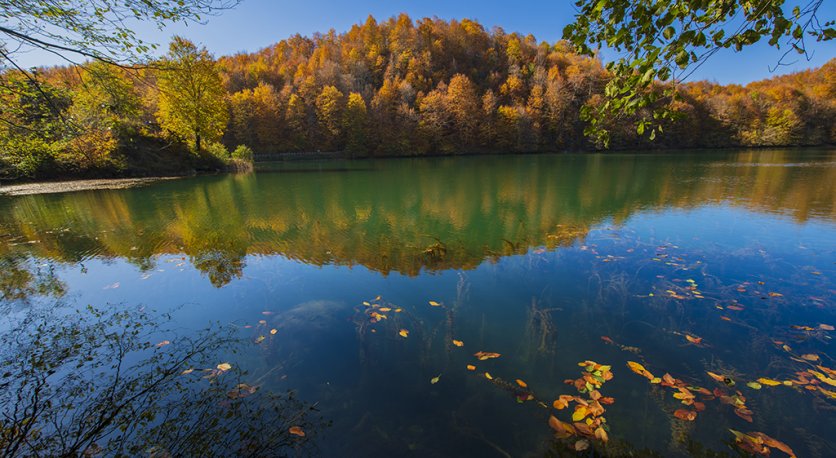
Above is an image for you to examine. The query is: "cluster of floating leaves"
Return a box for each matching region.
[548,361,615,451]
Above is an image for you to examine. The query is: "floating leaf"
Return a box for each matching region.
[819,324,835,331]
[216,363,232,372]
[685,335,702,345]
[746,381,762,390]
[452,339,464,347]
[227,383,258,399]
[673,409,697,421]
[574,439,590,451]
[548,415,575,439]
[289,426,305,437]
[430,374,441,384]
[399,329,409,338]
[768,292,783,297]
[801,354,819,362]
[594,426,609,442]
[270,329,278,335]
[156,340,170,347]
[485,372,493,380]
[572,405,589,422]
[756,377,782,386]
[627,361,654,380]
[428,301,441,307]
[258,319,267,325]
[255,335,265,344]
[181,368,194,375]
[466,365,476,371]
[515,379,527,388]
[474,351,501,361]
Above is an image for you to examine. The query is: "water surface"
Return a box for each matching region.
[1,150,834,457]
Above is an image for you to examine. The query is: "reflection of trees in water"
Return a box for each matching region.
[0,255,65,302]
[0,305,325,456]
[0,150,833,285]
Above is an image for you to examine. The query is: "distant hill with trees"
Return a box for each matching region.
[1,15,833,180]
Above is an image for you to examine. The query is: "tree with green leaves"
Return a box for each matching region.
[0,0,238,68]
[155,37,228,152]
[563,0,834,146]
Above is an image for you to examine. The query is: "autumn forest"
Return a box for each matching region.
[1,14,834,180]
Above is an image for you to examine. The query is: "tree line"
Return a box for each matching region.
[1,14,833,180]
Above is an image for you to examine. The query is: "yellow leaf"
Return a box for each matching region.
[756,377,782,386]
[181,368,194,375]
[270,329,278,335]
[485,372,493,380]
[809,370,836,387]
[431,375,441,384]
[217,363,232,372]
[399,329,409,338]
[466,365,476,371]
[572,406,589,422]
[801,354,819,362]
[516,379,527,388]
[429,301,441,307]
[746,382,762,390]
[452,339,464,347]
[379,307,392,312]
[255,335,265,344]
[474,351,501,360]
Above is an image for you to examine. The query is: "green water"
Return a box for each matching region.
[1,150,834,457]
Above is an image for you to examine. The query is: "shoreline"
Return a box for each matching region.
[0,176,181,197]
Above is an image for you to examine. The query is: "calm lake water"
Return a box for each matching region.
[1,150,834,457]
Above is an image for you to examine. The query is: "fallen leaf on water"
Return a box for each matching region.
[674,409,697,421]
[685,335,703,345]
[378,307,392,312]
[516,379,527,388]
[430,375,441,384]
[156,340,170,347]
[428,301,441,307]
[362,301,370,306]
[548,415,575,439]
[466,365,476,371]
[181,368,194,375]
[819,324,835,331]
[801,354,819,362]
[289,426,305,437]
[756,378,782,386]
[571,405,589,422]
[270,329,278,335]
[452,339,464,347]
[574,439,590,451]
[600,336,614,344]
[258,320,267,325]
[627,361,655,380]
[768,292,783,297]
[746,382,762,390]
[399,329,409,338]
[261,311,273,315]
[217,363,232,372]
[255,335,265,344]
[484,372,493,380]
[474,351,501,361]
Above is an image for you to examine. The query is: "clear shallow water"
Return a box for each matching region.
[1,150,834,457]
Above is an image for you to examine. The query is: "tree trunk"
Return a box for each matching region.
[195,132,201,152]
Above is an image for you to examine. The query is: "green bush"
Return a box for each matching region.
[203,141,230,159]
[231,145,254,162]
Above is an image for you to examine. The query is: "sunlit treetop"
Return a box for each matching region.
[563,0,835,146]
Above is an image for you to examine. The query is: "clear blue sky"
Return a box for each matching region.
[18,0,836,85]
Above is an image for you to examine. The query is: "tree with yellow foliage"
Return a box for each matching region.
[156,37,229,153]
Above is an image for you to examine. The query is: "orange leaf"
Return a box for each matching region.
[466,364,476,371]
[289,426,305,437]
[474,351,501,361]
[515,379,527,388]
[673,409,697,421]
[452,339,464,347]
[548,415,575,439]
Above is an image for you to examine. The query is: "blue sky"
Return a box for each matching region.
[17,0,835,85]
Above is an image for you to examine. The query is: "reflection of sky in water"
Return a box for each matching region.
[1,151,835,456]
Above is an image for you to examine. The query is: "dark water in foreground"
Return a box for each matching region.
[1,150,834,457]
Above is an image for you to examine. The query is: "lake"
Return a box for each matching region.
[1,149,834,457]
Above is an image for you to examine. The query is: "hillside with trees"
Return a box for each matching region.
[1,14,834,180]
